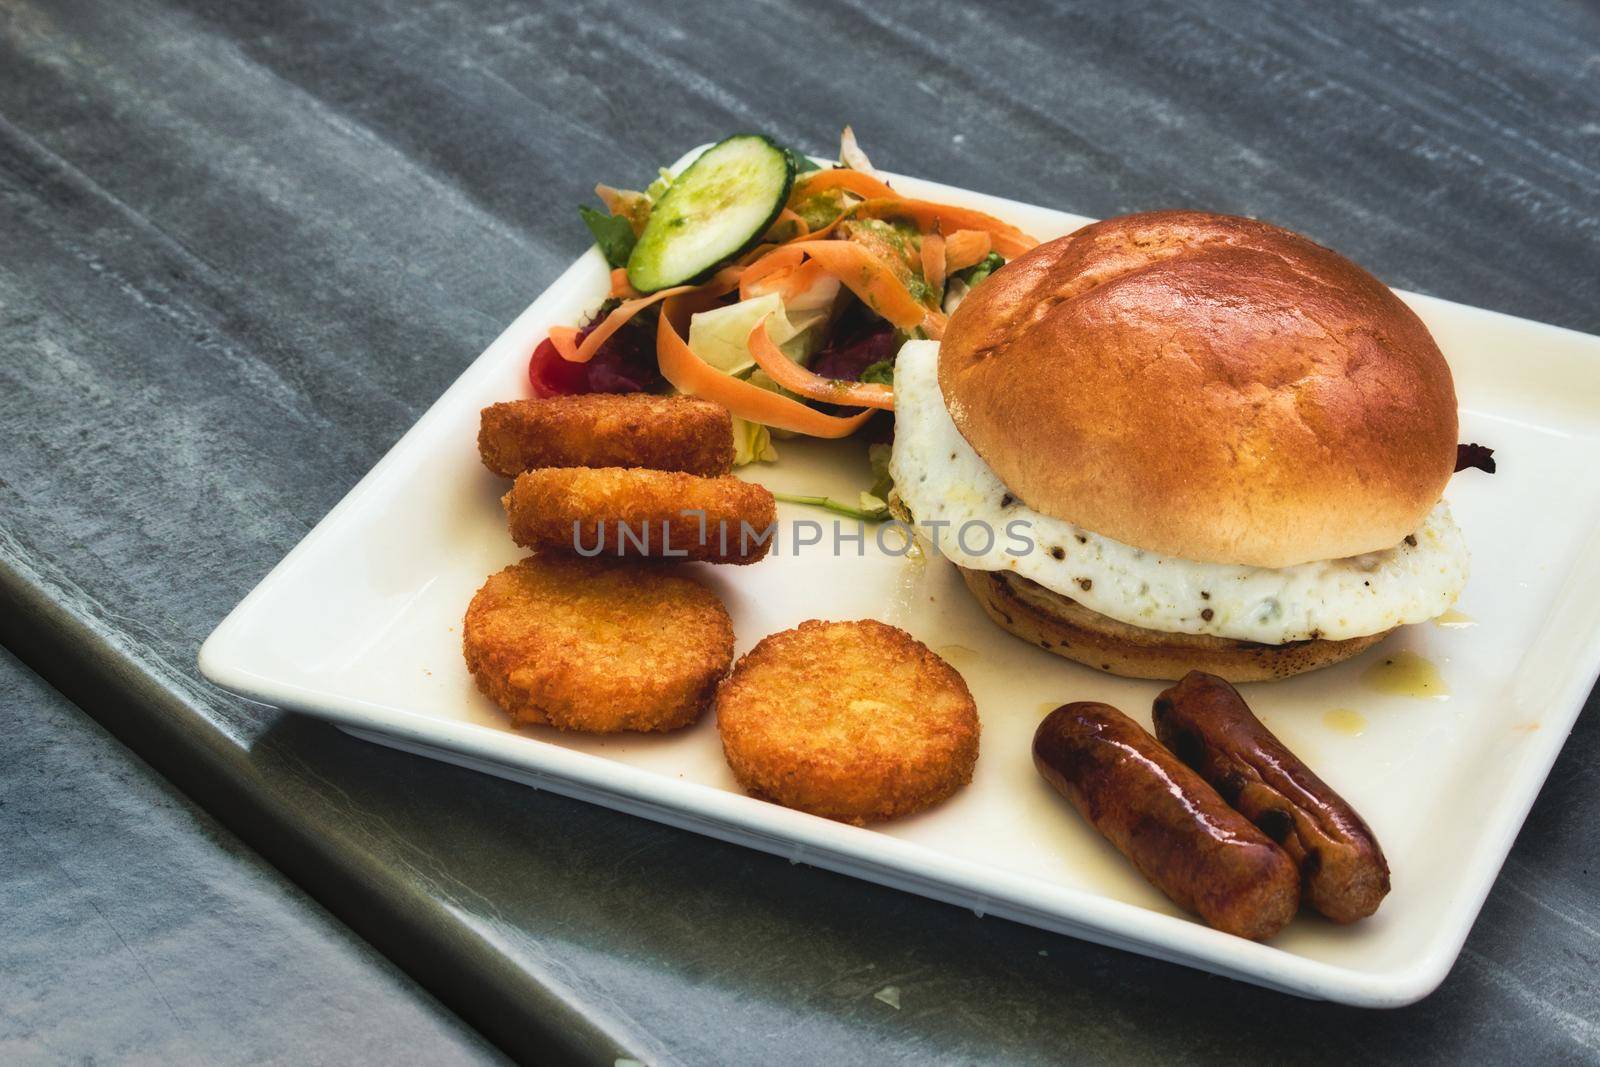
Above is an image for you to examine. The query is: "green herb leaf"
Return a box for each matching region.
[579,205,638,268]
[859,360,895,387]
[779,144,823,175]
[956,251,1006,290]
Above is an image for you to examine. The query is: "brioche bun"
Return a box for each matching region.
[958,567,1390,682]
[938,211,1458,568]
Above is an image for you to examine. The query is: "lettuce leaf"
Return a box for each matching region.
[732,418,778,466]
[687,293,805,377]
[867,442,894,502]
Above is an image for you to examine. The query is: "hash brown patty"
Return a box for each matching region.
[463,556,734,732]
[478,394,734,478]
[715,620,980,824]
[503,467,776,565]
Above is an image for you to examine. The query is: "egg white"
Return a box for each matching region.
[889,340,1469,644]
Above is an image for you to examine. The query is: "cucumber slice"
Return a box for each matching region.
[626,135,794,293]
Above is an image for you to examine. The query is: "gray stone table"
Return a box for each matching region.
[0,646,502,1065]
[2,0,1598,1062]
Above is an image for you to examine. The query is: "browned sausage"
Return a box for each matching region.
[1033,702,1300,941]
[1152,671,1390,923]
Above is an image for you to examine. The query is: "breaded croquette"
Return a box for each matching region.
[478,394,734,478]
[463,556,734,732]
[715,620,981,824]
[503,467,776,565]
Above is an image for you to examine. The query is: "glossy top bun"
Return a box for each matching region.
[938,211,1458,567]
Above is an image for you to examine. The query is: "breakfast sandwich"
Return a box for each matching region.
[890,210,1469,681]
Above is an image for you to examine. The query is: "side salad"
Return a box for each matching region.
[528,128,1037,513]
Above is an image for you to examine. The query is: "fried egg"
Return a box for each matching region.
[890,340,1469,644]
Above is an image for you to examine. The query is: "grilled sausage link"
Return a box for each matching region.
[1152,671,1390,923]
[1033,702,1300,940]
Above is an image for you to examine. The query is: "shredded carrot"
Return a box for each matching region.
[701,265,745,297]
[943,230,992,272]
[748,214,846,256]
[747,316,894,411]
[547,325,581,362]
[794,239,932,332]
[608,268,638,299]
[594,184,628,215]
[853,198,1035,258]
[656,294,877,438]
[790,167,897,203]
[790,214,846,244]
[774,259,834,303]
[739,244,839,303]
[559,284,697,363]
[560,264,747,363]
[742,261,830,303]
[736,242,777,267]
[593,184,651,236]
[738,245,807,300]
[920,232,946,294]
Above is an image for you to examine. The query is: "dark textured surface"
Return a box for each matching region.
[0,646,500,1065]
[2,0,1598,1063]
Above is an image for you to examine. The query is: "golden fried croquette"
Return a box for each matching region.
[463,556,733,732]
[478,394,734,478]
[503,467,776,565]
[715,620,981,824]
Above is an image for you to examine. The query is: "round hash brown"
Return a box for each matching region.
[463,555,734,732]
[715,620,980,824]
[477,394,734,478]
[503,467,776,565]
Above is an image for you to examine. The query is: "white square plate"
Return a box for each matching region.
[200,157,1600,1006]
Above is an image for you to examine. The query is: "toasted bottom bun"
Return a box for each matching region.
[957,567,1392,682]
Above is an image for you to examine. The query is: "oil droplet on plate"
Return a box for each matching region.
[1362,650,1448,699]
[1323,708,1368,736]
[882,553,930,627]
[936,643,979,668]
[1433,609,1475,629]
